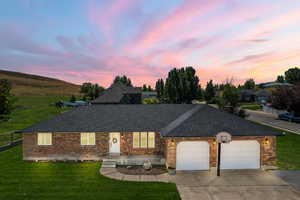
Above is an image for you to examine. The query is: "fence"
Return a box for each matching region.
[0,132,22,151]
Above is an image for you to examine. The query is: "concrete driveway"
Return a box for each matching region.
[171,170,300,200]
[246,110,300,134]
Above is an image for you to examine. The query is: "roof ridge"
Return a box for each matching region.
[160,104,204,137]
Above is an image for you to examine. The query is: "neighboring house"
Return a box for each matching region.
[142,91,157,100]
[259,82,293,89]
[255,90,270,103]
[240,89,270,103]
[20,104,281,170]
[240,90,256,102]
[92,83,142,104]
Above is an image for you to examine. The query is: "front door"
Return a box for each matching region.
[109,132,120,154]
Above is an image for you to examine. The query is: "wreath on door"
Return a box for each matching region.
[112,138,118,144]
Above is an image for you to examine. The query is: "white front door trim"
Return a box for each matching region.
[109,132,120,154]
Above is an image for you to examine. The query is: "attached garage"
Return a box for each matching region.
[221,140,260,169]
[176,141,209,170]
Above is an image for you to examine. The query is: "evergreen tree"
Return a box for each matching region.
[285,67,300,84]
[276,75,285,83]
[204,80,215,102]
[0,79,15,121]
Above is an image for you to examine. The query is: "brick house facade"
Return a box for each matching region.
[23,132,277,169]
[164,136,277,169]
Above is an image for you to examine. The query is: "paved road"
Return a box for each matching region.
[272,171,300,192]
[246,110,300,134]
[174,170,300,200]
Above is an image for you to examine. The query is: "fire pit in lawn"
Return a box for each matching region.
[117,165,167,175]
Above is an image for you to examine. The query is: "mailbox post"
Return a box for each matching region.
[216,132,232,177]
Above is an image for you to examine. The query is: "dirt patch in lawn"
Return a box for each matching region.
[117,165,167,175]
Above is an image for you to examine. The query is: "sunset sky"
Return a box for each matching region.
[1,0,300,87]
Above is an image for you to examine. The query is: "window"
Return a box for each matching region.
[37,133,52,145]
[132,132,155,148]
[81,133,95,145]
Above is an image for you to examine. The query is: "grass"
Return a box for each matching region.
[241,105,262,111]
[0,96,72,146]
[0,146,180,200]
[0,69,80,96]
[0,96,71,134]
[277,131,300,170]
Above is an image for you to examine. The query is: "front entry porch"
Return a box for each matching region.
[102,155,165,168]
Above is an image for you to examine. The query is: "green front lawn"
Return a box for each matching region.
[277,131,300,170]
[0,146,180,200]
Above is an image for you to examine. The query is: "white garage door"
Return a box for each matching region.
[176,141,209,170]
[221,140,260,169]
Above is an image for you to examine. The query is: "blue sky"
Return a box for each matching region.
[1,0,300,87]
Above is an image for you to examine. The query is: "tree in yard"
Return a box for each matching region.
[80,82,104,100]
[204,80,215,103]
[0,79,16,121]
[276,75,285,83]
[243,78,256,89]
[164,67,200,103]
[271,84,300,116]
[284,67,300,84]
[222,84,240,110]
[142,84,148,91]
[70,95,76,103]
[113,75,132,86]
[155,78,164,100]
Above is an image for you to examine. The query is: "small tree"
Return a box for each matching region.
[276,75,285,83]
[222,84,240,112]
[142,84,148,91]
[243,78,255,89]
[80,82,104,100]
[113,75,132,86]
[285,67,300,84]
[70,95,76,103]
[0,79,15,121]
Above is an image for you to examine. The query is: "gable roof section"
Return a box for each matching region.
[21,104,194,133]
[20,104,282,137]
[162,105,282,137]
[92,83,141,104]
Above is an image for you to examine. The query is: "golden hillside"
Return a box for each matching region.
[0,69,80,96]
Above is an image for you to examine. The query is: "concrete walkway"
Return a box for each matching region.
[246,109,300,134]
[100,168,300,200]
[100,167,172,182]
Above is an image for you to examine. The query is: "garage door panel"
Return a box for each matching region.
[221,140,260,169]
[176,141,209,170]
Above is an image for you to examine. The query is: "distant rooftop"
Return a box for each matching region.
[92,83,141,104]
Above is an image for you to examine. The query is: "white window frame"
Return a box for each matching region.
[132,132,155,149]
[37,133,52,146]
[80,132,96,146]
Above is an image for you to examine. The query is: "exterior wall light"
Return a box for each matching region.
[263,137,270,146]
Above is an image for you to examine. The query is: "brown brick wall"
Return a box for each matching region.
[23,132,165,161]
[23,132,109,161]
[165,136,277,169]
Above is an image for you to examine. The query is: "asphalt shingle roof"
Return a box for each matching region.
[92,83,141,104]
[161,105,282,137]
[20,104,282,137]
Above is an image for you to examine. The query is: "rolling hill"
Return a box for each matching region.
[0,69,81,96]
